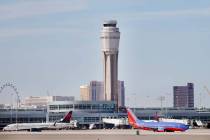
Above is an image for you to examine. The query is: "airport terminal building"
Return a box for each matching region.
[47,101,119,123]
[1,101,210,129]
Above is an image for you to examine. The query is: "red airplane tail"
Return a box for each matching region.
[61,111,72,123]
[126,108,138,128]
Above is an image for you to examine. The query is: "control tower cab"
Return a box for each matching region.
[101,20,120,53]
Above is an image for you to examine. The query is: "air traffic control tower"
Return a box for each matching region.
[100,20,120,110]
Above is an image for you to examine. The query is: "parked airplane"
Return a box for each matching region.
[102,118,130,128]
[127,108,189,132]
[3,111,77,131]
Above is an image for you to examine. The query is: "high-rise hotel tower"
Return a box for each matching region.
[100,20,120,108]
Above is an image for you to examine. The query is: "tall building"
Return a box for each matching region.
[80,81,103,101]
[173,83,194,108]
[118,81,125,107]
[80,80,125,107]
[89,81,104,101]
[100,20,120,108]
[80,85,90,101]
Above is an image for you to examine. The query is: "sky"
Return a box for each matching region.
[0,0,210,108]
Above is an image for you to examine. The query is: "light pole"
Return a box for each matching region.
[164,93,171,118]
[132,93,137,114]
[134,93,137,108]
[158,96,165,116]
[126,96,130,107]
[16,94,20,131]
[10,92,13,124]
[146,96,150,108]
[199,92,202,120]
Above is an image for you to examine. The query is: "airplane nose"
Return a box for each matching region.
[185,125,189,130]
[182,125,189,131]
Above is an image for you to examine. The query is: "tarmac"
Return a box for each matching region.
[0,129,210,140]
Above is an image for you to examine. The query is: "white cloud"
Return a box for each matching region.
[0,0,87,21]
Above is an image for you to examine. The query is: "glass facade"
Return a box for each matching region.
[47,101,117,124]
[48,101,116,113]
[0,108,46,129]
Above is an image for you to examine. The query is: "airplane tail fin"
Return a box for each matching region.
[60,111,72,123]
[126,108,138,127]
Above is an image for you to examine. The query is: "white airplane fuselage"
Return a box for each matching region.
[3,121,76,131]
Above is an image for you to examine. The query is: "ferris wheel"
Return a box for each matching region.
[0,83,21,107]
